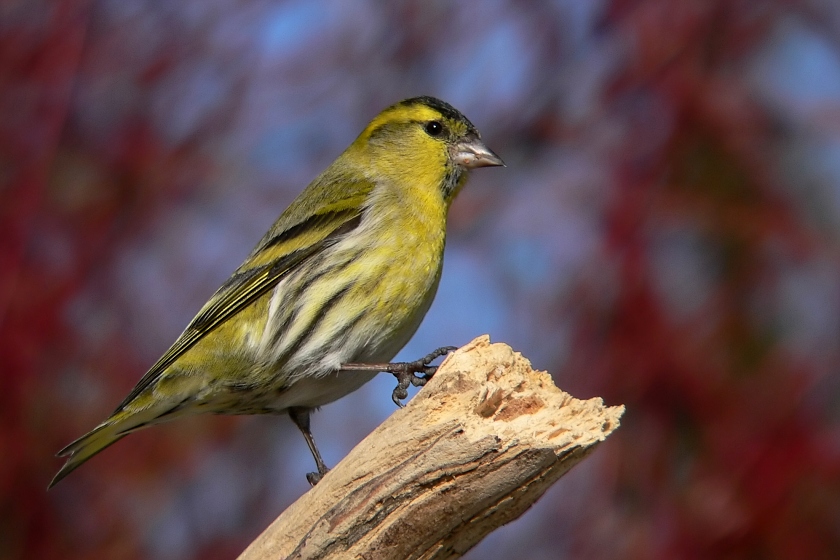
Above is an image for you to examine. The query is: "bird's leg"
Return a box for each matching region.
[341,346,458,407]
[288,407,329,486]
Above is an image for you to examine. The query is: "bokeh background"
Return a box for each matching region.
[3,0,840,558]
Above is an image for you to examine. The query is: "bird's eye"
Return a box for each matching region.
[424,121,443,137]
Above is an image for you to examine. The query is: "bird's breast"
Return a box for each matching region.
[331,188,447,360]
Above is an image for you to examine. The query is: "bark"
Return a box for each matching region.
[239,335,624,560]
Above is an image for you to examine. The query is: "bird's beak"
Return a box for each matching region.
[451,135,505,168]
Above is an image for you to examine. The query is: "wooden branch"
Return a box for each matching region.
[239,336,624,560]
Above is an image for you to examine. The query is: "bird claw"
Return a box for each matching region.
[305,463,330,486]
[389,346,458,407]
[392,379,410,408]
[306,470,324,486]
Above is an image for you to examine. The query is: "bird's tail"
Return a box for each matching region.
[49,419,129,489]
[50,387,200,488]
[49,401,175,489]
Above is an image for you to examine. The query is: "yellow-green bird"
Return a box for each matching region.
[50,96,503,488]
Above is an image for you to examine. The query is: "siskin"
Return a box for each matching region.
[50,96,503,488]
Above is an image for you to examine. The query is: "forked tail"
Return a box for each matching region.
[49,421,128,489]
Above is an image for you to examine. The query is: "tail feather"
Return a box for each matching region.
[49,422,127,489]
[49,398,196,488]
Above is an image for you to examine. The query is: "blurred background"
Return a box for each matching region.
[3,0,840,558]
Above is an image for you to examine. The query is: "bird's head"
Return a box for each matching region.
[349,96,504,203]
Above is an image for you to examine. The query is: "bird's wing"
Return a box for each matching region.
[113,172,374,412]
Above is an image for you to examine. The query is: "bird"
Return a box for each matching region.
[50,96,504,488]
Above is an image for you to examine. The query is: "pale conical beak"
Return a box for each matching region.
[451,136,505,169]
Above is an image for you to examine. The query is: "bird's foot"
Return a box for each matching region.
[306,464,330,487]
[385,346,458,407]
[340,346,458,407]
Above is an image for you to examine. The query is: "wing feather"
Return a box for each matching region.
[113,170,373,412]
